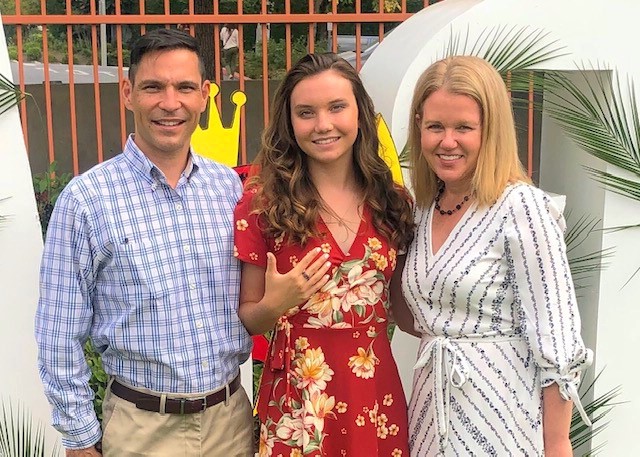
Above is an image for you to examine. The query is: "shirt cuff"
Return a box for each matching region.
[60,420,102,450]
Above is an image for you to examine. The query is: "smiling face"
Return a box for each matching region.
[418,88,482,192]
[289,69,359,168]
[122,48,209,162]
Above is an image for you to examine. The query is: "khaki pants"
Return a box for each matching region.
[102,378,254,457]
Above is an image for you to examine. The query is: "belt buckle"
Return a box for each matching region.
[176,396,207,414]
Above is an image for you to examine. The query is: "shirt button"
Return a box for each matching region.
[176,204,183,211]
[196,320,203,329]
[189,283,196,290]
[202,360,209,368]
[184,245,191,253]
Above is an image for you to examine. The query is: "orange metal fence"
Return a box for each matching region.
[2,0,436,175]
[3,0,538,179]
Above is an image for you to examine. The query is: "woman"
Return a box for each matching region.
[234,53,414,456]
[398,56,592,456]
[220,23,239,79]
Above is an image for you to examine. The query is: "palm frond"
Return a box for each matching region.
[0,399,60,457]
[564,213,599,252]
[443,26,568,118]
[0,73,27,117]
[570,370,623,451]
[0,197,9,228]
[443,25,567,73]
[583,166,640,203]
[398,140,410,167]
[564,213,613,293]
[620,266,640,289]
[544,65,640,257]
[544,70,640,178]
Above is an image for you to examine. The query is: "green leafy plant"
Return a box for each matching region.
[564,214,613,294]
[571,370,623,454]
[244,37,328,79]
[7,44,18,61]
[32,161,72,239]
[443,25,567,74]
[0,399,60,457]
[542,70,640,286]
[84,340,108,422]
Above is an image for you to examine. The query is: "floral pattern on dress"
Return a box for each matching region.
[234,190,410,456]
[301,246,389,330]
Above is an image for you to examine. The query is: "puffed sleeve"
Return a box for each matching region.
[504,184,593,425]
[233,189,268,267]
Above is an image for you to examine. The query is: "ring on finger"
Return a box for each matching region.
[301,271,310,281]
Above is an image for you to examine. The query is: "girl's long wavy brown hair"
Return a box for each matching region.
[248,53,414,250]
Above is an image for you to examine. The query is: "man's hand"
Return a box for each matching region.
[66,446,102,457]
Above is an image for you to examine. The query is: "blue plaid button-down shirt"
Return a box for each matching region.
[35,136,252,449]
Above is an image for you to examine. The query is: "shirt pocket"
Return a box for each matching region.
[112,235,171,299]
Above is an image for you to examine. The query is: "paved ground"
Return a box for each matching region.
[9,44,376,85]
[10,60,122,84]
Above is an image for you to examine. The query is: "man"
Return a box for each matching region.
[35,29,253,456]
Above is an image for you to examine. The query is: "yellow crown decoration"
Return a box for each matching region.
[376,113,404,186]
[191,83,246,167]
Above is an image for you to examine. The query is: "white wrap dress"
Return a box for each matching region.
[402,183,592,456]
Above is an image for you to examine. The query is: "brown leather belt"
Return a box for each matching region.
[110,374,241,414]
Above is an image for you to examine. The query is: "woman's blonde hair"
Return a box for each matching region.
[408,55,530,208]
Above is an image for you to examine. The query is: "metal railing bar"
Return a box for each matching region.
[89,0,104,164]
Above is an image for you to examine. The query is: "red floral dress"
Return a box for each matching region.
[234,189,409,457]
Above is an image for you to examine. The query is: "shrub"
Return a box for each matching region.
[85,340,108,422]
[24,43,41,61]
[33,161,71,238]
[7,45,18,61]
[107,46,130,67]
[244,37,328,79]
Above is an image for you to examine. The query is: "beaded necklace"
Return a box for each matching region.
[434,186,470,216]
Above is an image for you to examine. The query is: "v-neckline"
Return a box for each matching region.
[428,202,475,258]
[319,207,367,257]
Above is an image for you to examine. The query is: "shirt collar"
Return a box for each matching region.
[123,134,200,185]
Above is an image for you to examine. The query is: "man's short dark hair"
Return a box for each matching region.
[128,28,206,83]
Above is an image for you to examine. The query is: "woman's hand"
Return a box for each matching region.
[238,248,332,335]
[263,247,331,315]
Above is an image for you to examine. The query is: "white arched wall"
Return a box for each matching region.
[366,0,640,454]
[0,15,62,455]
